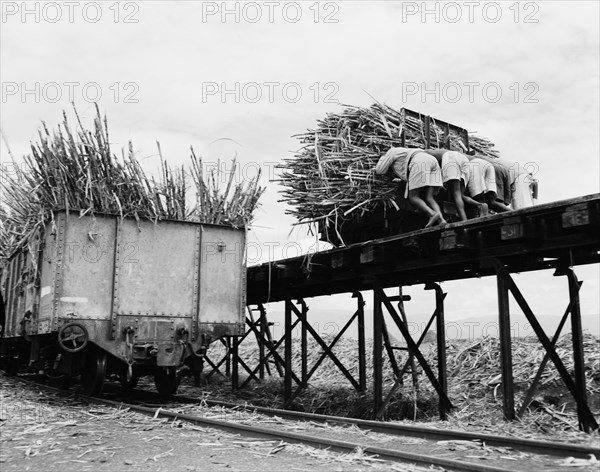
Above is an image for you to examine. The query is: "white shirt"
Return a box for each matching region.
[374,147,422,181]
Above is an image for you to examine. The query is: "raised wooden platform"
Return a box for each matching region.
[248,194,600,304]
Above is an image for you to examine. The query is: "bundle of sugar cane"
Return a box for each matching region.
[1,105,170,262]
[277,102,499,229]
[188,147,265,227]
[0,105,264,264]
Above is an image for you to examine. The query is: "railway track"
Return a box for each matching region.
[191,397,600,459]
[9,375,599,472]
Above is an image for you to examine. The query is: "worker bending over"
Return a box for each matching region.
[462,157,512,213]
[375,147,446,228]
[474,155,537,210]
[424,149,470,221]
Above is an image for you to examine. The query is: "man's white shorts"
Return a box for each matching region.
[408,152,443,191]
[441,151,469,184]
[463,157,497,197]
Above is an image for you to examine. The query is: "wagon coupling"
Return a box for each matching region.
[57,322,89,353]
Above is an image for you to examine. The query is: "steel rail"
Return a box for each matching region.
[93,395,515,472]
[7,376,512,472]
[193,398,600,459]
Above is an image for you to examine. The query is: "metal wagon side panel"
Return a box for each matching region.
[198,226,246,338]
[2,225,44,338]
[113,218,199,318]
[38,220,57,335]
[53,213,117,323]
[2,250,25,338]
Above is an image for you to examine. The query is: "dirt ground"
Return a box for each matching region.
[0,374,434,472]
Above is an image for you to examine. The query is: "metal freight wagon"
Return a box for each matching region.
[0,210,246,395]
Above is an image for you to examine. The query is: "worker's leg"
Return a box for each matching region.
[448,179,467,221]
[420,187,446,227]
[408,188,436,217]
[408,153,445,227]
[424,186,444,217]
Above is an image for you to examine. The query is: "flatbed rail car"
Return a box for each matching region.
[0,210,246,395]
[317,108,491,246]
[249,194,600,303]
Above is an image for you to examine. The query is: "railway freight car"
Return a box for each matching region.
[0,210,246,395]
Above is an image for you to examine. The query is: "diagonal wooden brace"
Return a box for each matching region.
[492,259,598,432]
[517,279,582,418]
[375,286,453,413]
[288,299,361,392]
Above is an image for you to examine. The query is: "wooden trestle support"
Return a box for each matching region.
[204,260,597,431]
[203,195,600,432]
[492,261,597,432]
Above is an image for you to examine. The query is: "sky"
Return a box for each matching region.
[1,1,599,334]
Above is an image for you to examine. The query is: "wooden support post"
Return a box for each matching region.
[565,267,591,432]
[424,115,431,148]
[517,278,581,418]
[284,299,293,405]
[258,304,284,377]
[237,317,302,390]
[397,287,417,399]
[444,123,451,148]
[495,261,598,431]
[373,288,384,416]
[246,306,268,380]
[496,264,515,420]
[258,307,266,380]
[300,299,308,383]
[284,300,363,406]
[381,313,401,378]
[377,287,453,413]
[288,301,361,390]
[231,336,239,390]
[354,292,367,392]
[426,282,448,420]
[225,337,231,378]
[377,296,441,419]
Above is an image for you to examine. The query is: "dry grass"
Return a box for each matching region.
[197,333,600,438]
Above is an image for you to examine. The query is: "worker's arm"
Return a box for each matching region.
[374,149,396,175]
[458,180,478,208]
[462,194,483,208]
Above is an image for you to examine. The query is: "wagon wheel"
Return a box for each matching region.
[81,348,106,396]
[58,322,89,353]
[5,351,19,376]
[154,367,180,396]
[59,375,73,390]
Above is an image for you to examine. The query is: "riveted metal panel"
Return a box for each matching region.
[192,225,201,341]
[54,213,117,322]
[114,218,198,317]
[5,254,23,337]
[51,213,66,332]
[38,218,61,334]
[198,226,246,327]
[3,227,44,338]
[3,209,244,353]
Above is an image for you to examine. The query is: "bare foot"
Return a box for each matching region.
[479,203,489,217]
[425,213,444,228]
